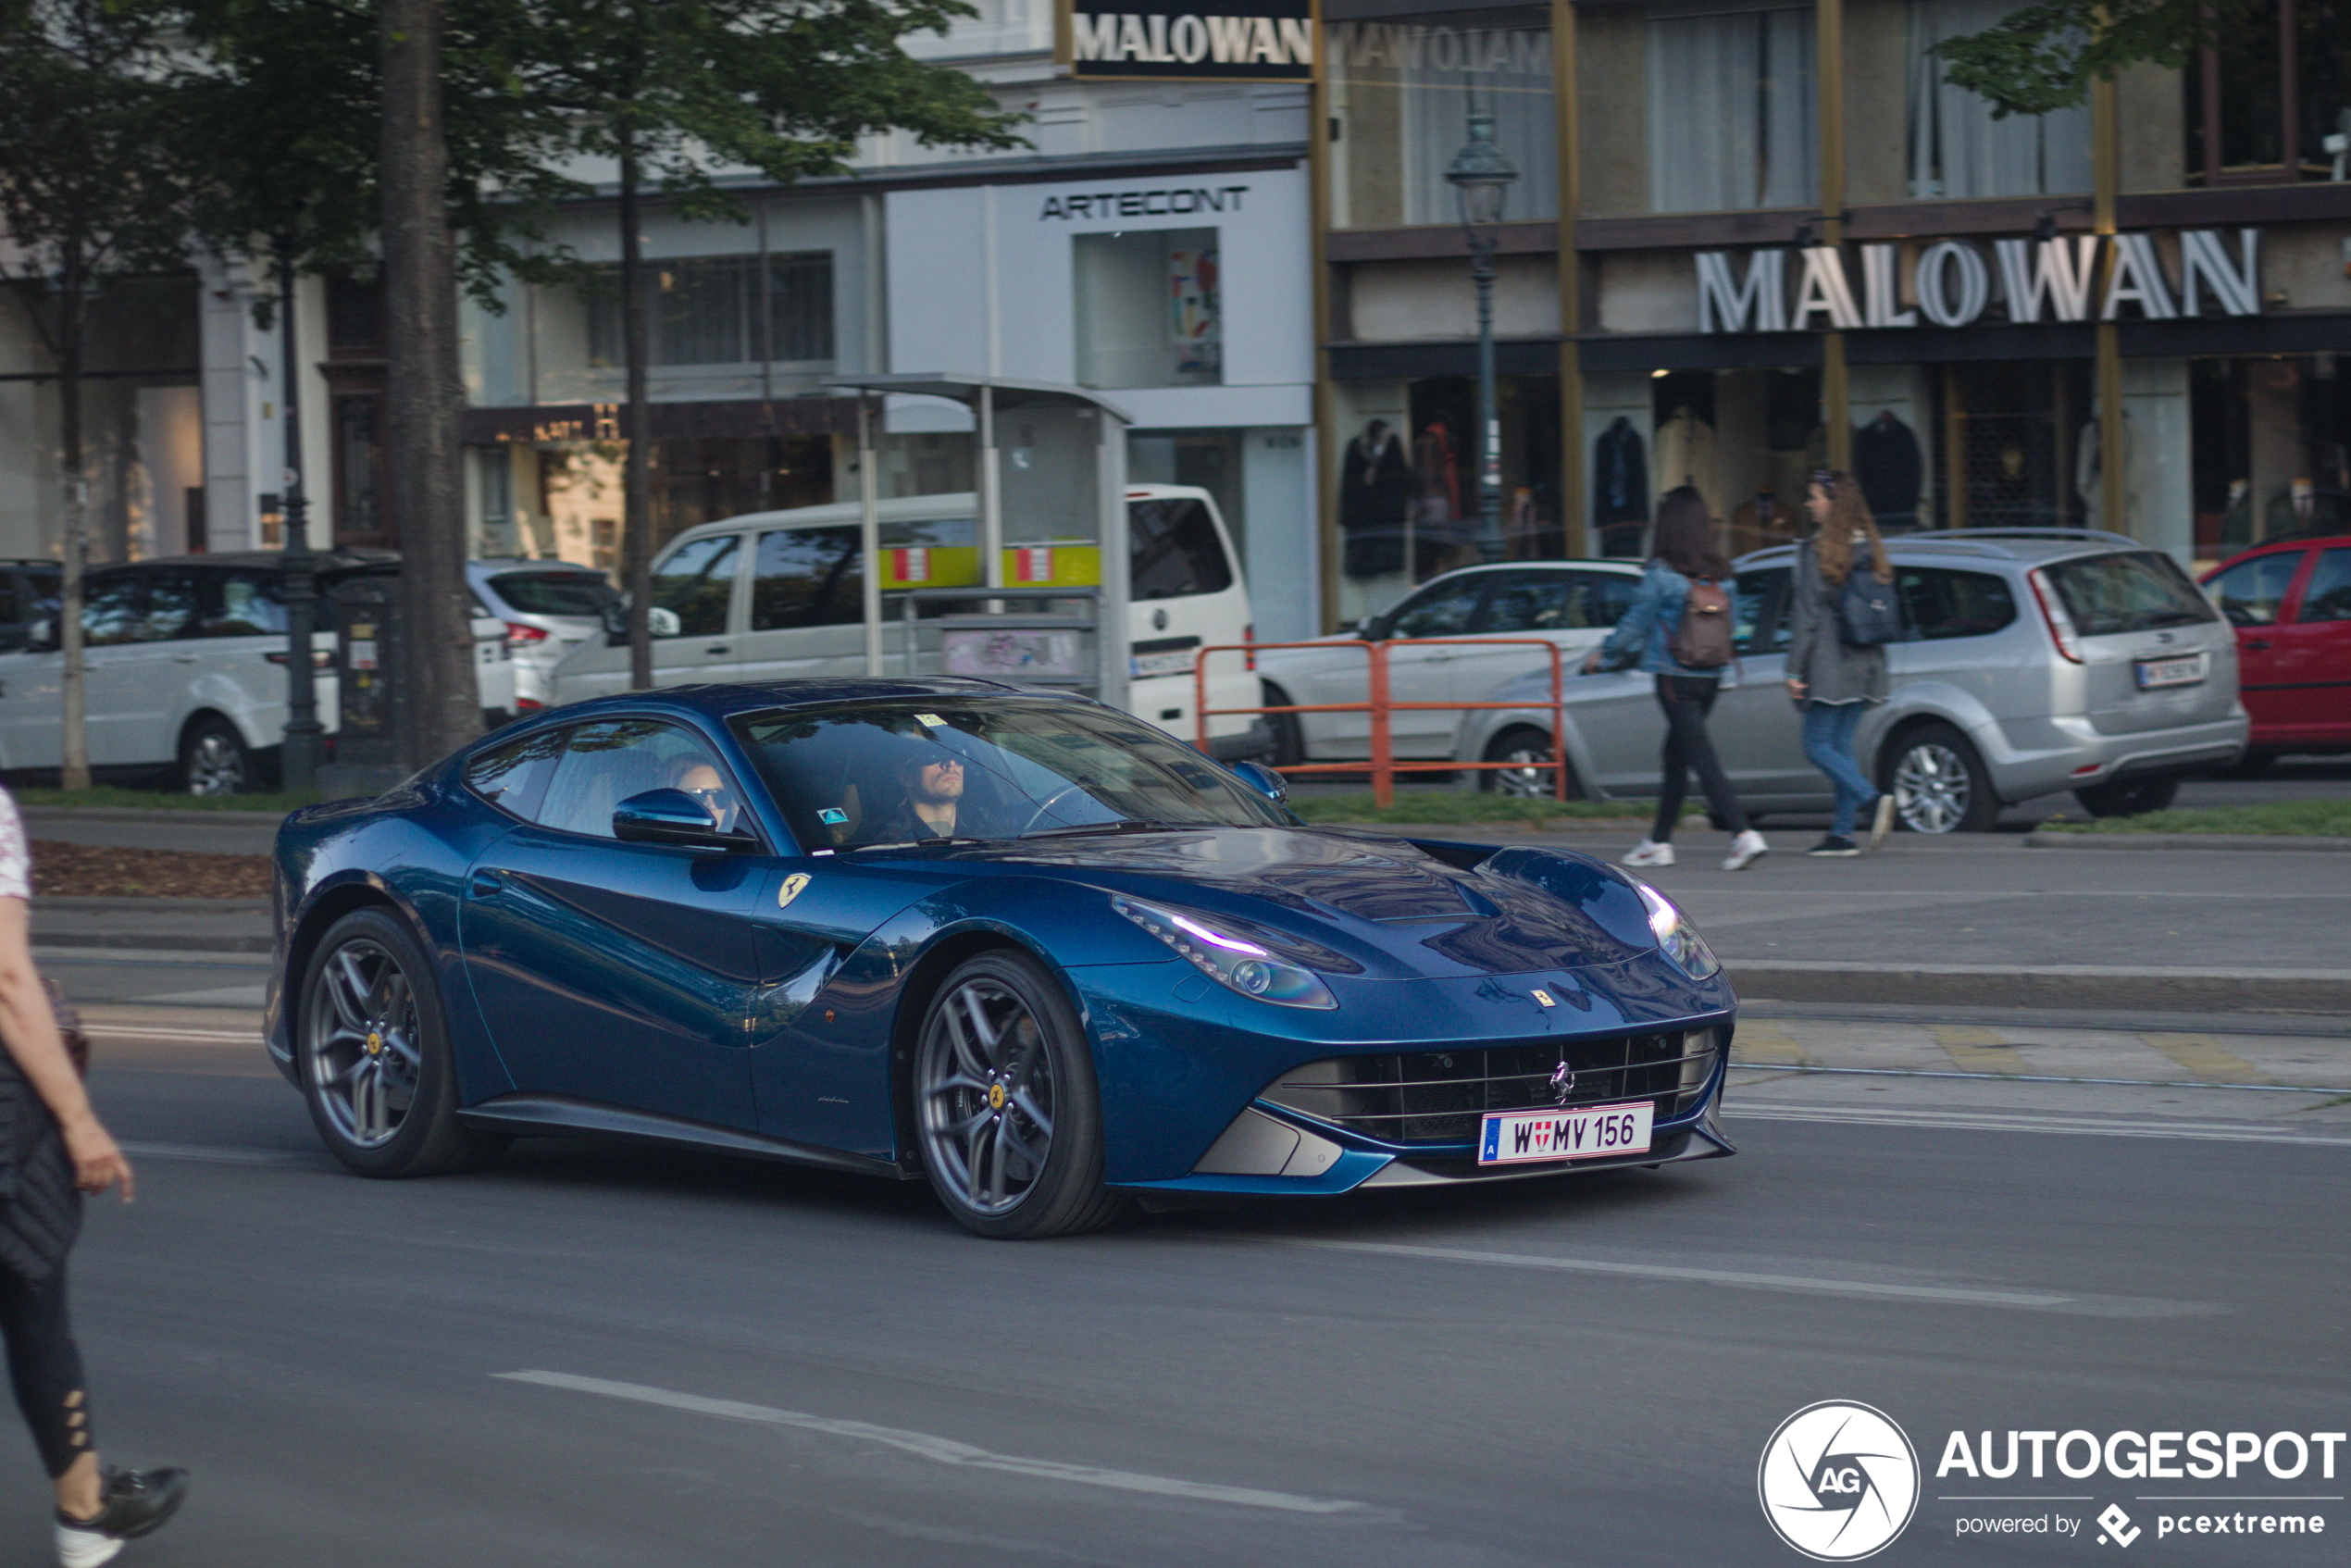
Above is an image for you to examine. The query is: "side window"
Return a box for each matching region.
[2205,554,2300,628]
[647,534,740,639]
[196,572,288,638]
[1896,568,2019,641]
[81,575,146,647]
[1570,571,1641,630]
[2293,549,2351,624]
[534,718,745,840]
[0,574,24,627]
[1128,498,1233,600]
[143,570,201,641]
[1734,568,1788,653]
[750,526,862,631]
[462,725,570,821]
[1482,572,1571,633]
[1385,576,1487,640]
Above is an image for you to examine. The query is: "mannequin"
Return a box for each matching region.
[1851,410,1922,531]
[1653,404,1718,516]
[1592,416,1649,556]
[1340,419,1412,579]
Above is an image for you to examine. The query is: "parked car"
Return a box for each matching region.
[264,678,1735,1238]
[2199,534,2351,768]
[547,485,1268,758]
[468,557,619,713]
[1254,560,1645,766]
[1454,530,2246,831]
[0,553,514,794]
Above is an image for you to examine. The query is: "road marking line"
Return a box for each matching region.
[2138,1032,2264,1084]
[1286,1240,2072,1309]
[1725,1104,2351,1146]
[492,1372,1363,1515]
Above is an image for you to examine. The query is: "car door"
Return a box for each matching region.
[734,524,865,684]
[2204,549,2305,736]
[1366,572,1496,756]
[645,532,747,686]
[78,571,162,766]
[2269,547,2351,744]
[457,717,773,1129]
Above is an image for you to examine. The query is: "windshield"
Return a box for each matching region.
[490,570,619,618]
[2045,551,2216,638]
[730,699,1292,851]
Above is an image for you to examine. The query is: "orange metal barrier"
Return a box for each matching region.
[1193,638,1568,810]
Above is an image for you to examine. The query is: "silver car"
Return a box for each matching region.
[467,559,618,713]
[1452,530,2247,831]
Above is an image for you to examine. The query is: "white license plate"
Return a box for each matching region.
[2134,653,2208,690]
[1478,1099,1654,1165]
[1131,651,1197,678]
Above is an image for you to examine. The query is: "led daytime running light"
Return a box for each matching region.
[1113,894,1337,1009]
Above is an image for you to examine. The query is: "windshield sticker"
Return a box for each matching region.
[818,807,848,825]
[914,713,948,728]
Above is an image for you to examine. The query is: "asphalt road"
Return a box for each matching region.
[4,1039,2342,1568]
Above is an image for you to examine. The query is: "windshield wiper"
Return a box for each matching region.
[1018,818,1191,840]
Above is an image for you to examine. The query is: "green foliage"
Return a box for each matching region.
[1286,791,1686,827]
[1929,0,2228,118]
[2039,799,2351,835]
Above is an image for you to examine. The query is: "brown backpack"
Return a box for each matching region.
[1670,576,1735,670]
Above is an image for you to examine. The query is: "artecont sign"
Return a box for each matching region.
[1695,230,2262,334]
[1059,0,1314,81]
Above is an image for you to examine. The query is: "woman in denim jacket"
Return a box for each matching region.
[1582,487,1769,871]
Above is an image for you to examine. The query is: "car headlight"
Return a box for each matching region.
[1113,894,1337,1009]
[1635,882,1721,980]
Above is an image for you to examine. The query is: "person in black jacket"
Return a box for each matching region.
[0,789,185,1565]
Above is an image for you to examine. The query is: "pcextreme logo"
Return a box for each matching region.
[1760,1401,1922,1561]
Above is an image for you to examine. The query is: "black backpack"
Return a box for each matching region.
[1837,551,1903,648]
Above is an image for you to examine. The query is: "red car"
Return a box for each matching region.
[2200,535,2351,768]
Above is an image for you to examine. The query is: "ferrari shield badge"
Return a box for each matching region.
[1531,988,1557,1008]
[777,873,813,909]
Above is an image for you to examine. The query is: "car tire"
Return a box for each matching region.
[297,908,507,1178]
[1881,722,2000,834]
[913,949,1125,1240]
[2073,775,2181,818]
[1262,681,1304,768]
[180,714,254,796]
[1480,726,1582,800]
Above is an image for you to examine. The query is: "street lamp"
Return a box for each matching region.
[274,243,321,794]
[1446,110,1518,565]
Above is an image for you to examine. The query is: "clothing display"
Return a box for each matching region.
[1653,408,1718,516]
[1592,417,1649,556]
[2073,409,2147,526]
[1852,411,1923,529]
[1729,489,1796,556]
[2265,482,2346,540]
[1339,421,1412,579]
[1412,420,1462,524]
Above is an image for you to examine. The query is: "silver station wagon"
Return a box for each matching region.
[1454,529,2247,832]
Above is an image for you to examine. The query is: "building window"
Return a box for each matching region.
[1074,229,1222,389]
[2187,0,2349,182]
[333,392,387,547]
[585,253,835,368]
[1908,0,2092,198]
[1647,6,1818,213]
[1325,8,1557,230]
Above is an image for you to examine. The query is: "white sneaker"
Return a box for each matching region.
[1867,792,1897,852]
[1721,829,1769,871]
[1620,839,1675,867]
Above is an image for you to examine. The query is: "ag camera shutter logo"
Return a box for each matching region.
[1759,1400,1921,1561]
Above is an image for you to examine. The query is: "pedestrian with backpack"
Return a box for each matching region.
[1785,468,1900,856]
[1582,487,1769,871]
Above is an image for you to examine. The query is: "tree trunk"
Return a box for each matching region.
[56,269,87,792]
[618,137,653,690]
[379,0,479,769]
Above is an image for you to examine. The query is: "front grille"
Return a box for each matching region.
[1261,1031,1718,1148]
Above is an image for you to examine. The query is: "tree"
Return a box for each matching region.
[1931,0,2234,118]
[492,0,1025,688]
[0,1,193,790]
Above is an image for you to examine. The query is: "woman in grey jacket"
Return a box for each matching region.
[1785,470,1897,855]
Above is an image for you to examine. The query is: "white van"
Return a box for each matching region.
[547,484,1268,758]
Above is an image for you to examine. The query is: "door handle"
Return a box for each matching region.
[467,869,503,898]
[704,643,731,655]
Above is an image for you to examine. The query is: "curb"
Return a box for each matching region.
[2024,830,2351,852]
[1724,960,2351,1014]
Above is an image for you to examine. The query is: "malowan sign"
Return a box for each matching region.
[1059,0,1315,81]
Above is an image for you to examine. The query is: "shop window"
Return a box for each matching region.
[586,253,835,368]
[1908,0,2091,198]
[2186,0,2349,181]
[1325,7,1557,229]
[1929,360,2093,531]
[1647,6,1817,213]
[2189,357,2350,551]
[1074,229,1221,389]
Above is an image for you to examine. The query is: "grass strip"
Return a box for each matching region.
[2037,799,2351,837]
[1287,791,1691,827]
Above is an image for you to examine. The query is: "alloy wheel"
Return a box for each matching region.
[305,939,422,1149]
[185,731,248,795]
[1489,744,1551,799]
[917,977,1057,1217]
[1893,741,1970,834]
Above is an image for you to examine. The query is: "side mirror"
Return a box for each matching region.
[612,788,759,852]
[1358,616,1388,642]
[24,618,55,653]
[1228,760,1289,804]
[600,602,628,646]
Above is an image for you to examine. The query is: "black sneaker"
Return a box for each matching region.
[1806,835,1861,857]
[56,1467,187,1567]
